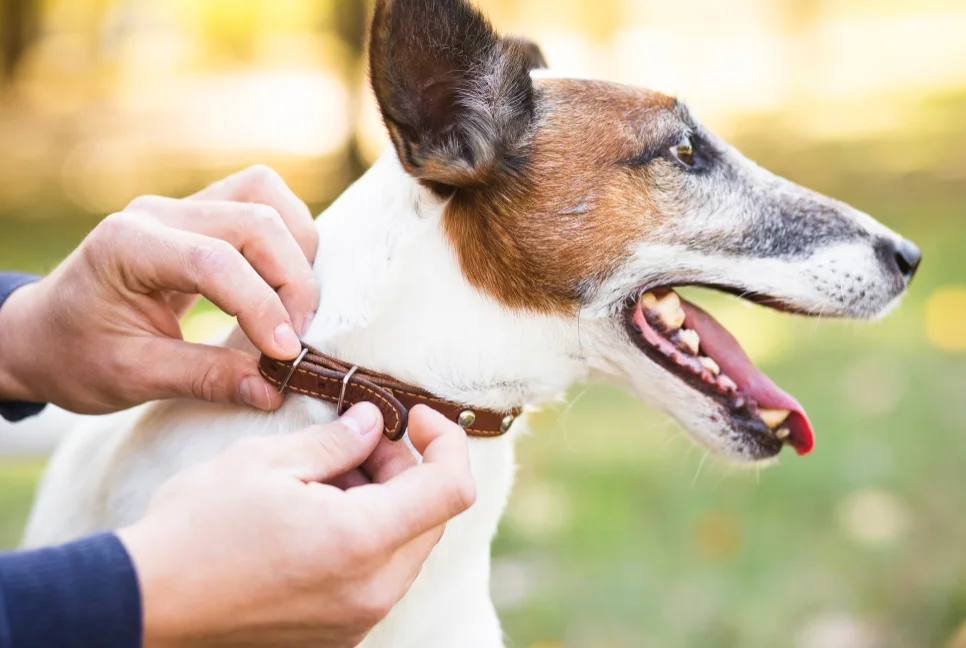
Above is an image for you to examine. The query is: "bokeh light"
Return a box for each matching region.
[925,286,966,353]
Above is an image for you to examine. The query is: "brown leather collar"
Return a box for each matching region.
[259,347,522,441]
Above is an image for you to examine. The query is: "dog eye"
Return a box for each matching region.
[670,135,695,168]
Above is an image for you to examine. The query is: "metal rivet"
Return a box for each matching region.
[500,414,516,433]
[457,410,476,428]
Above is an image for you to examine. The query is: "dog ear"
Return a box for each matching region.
[504,36,548,71]
[369,0,544,189]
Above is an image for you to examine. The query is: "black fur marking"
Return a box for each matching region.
[628,130,719,173]
[735,192,869,259]
[690,131,870,260]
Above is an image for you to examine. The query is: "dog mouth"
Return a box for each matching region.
[623,288,815,457]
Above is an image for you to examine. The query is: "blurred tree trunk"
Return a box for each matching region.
[0,0,39,85]
[331,0,369,183]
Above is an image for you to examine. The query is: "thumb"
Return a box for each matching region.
[144,339,284,410]
[267,403,384,482]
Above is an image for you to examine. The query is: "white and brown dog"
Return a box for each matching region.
[24,0,920,645]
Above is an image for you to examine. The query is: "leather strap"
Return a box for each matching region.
[258,347,521,441]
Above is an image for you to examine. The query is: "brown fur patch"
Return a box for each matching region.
[443,79,685,314]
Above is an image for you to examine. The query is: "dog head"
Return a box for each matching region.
[366,0,920,462]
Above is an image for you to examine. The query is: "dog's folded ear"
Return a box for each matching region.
[504,36,548,71]
[369,0,545,190]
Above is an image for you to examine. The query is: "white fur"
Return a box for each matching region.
[24,152,589,647]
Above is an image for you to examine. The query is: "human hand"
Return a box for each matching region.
[0,165,318,413]
[118,403,476,648]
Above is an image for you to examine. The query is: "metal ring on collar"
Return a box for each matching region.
[276,347,310,394]
[337,366,360,415]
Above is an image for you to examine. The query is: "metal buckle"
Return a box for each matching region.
[337,366,360,414]
[276,347,309,394]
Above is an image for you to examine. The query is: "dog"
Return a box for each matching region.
[23,0,921,645]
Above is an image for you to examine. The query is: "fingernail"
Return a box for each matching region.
[340,402,381,436]
[239,376,273,410]
[274,323,301,356]
[301,311,316,337]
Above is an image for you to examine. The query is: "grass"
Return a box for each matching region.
[0,461,44,549]
[1,93,965,648]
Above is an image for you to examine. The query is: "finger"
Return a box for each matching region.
[406,405,472,472]
[261,403,384,481]
[361,435,419,484]
[137,338,285,410]
[191,165,318,265]
[396,525,446,575]
[346,406,476,549]
[125,196,318,334]
[376,525,446,602]
[109,216,301,359]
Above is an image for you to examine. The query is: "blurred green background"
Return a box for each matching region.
[1,1,965,647]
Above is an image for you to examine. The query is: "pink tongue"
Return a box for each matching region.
[680,299,815,455]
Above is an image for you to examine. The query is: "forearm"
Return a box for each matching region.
[0,533,142,648]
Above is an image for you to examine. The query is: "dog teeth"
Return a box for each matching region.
[652,291,685,331]
[676,329,700,355]
[639,291,658,310]
[775,427,791,441]
[698,356,720,375]
[718,375,737,392]
[759,408,791,430]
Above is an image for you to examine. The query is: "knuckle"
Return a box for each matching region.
[351,534,384,565]
[124,194,163,214]
[82,213,139,264]
[291,271,318,295]
[340,543,374,570]
[250,289,282,321]
[241,164,281,189]
[366,597,394,623]
[252,202,283,223]
[351,583,395,622]
[245,203,285,232]
[94,212,138,241]
[190,361,224,403]
[99,344,139,385]
[189,239,235,277]
[294,227,319,262]
[310,428,352,467]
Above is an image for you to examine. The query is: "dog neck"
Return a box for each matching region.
[301,151,588,412]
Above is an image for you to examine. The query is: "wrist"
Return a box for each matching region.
[118,522,193,648]
[0,280,46,403]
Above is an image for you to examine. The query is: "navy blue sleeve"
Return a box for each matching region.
[0,273,47,422]
[0,532,142,648]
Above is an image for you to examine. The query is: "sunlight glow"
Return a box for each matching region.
[925,286,966,353]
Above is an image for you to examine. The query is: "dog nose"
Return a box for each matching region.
[891,238,922,283]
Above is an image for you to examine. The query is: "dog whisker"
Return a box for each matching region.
[691,451,712,488]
